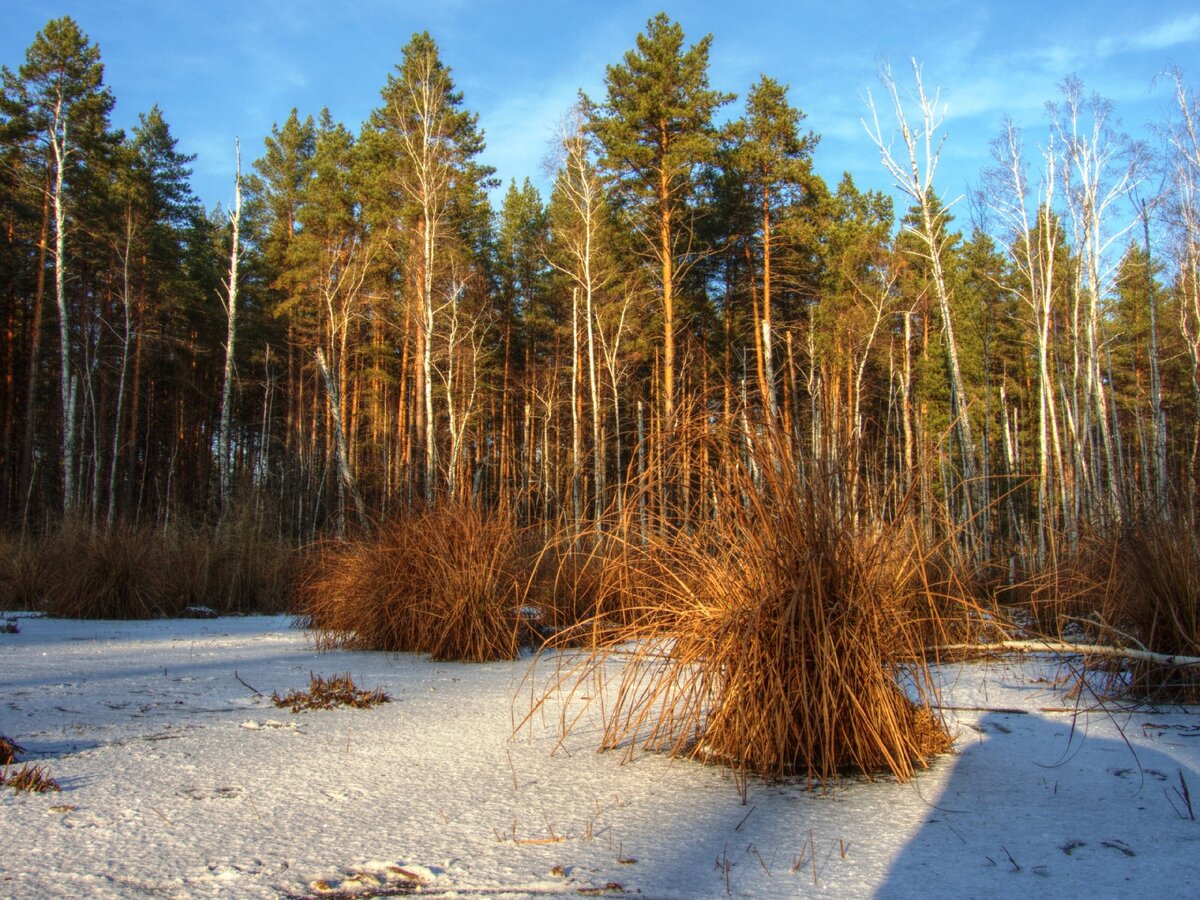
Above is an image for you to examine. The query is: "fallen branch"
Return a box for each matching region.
[234,670,261,695]
[935,640,1200,668]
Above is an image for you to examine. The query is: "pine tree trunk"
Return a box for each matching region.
[761,192,778,421]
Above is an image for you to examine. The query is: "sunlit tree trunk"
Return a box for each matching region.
[1051,78,1138,523]
[49,101,79,514]
[217,140,241,514]
[19,182,50,526]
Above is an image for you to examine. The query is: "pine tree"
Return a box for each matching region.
[99,106,197,523]
[588,12,732,425]
[495,178,549,505]
[734,75,816,418]
[2,16,114,514]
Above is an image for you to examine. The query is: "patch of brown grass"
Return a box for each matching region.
[43,521,170,619]
[0,534,52,611]
[1012,518,1200,699]
[164,514,298,616]
[299,501,536,661]
[529,425,963,786]
[0,735,23,766]
[1018,548,1104,640]
[2,763,60,793]
[530,531,667,644]
[272,672,390,712]
[1097,522,1200,699]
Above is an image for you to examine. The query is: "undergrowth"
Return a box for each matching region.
[998,512,1200,701]
[2,764,61,793]
[0,738,60,793]
[0,510,298,618]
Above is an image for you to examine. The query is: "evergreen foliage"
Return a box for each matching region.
[0,13,1196,587]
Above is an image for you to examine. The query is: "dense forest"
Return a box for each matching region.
[2,13,1199,580]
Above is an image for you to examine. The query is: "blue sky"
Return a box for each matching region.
[3,1,1198,219]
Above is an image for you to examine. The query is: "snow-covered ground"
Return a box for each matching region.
[2,614,1198,899]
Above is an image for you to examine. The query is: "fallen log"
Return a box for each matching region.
[933,639,1200,668]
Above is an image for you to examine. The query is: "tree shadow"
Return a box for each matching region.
[878,708,1200,897]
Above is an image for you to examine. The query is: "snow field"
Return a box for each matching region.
[2,615,1199,898]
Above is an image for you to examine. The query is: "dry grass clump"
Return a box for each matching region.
[0,735,23,766]
[42,521,170,619]
[2,763,61,793]
[271,672,390,712]
[300,501,535,661]
[532,429,960,786]
[1093,522,1200,699]
[164,514,298,615]
[532,537,608,638]
[531,531,666,642]
[1018,546,1105,640]
[1012,518,1200,699]
[0,534,52,611]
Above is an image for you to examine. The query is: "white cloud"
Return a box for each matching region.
[1130,12,1200,50]
[1098,13,1200,57]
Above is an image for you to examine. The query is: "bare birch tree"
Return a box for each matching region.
[547,107,617,522]
[1167,71,1200,523]
[372,32,492,502]
[217,139,241,514]
[988,119,1069,560]
[5,19,115,518]
[864,60,980,538]
[1050,77,1139,523]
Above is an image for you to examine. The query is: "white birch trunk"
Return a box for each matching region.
[218,140,242,513]
[50,98,78,515]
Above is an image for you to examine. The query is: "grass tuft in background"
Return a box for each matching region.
[299,501,536,661]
